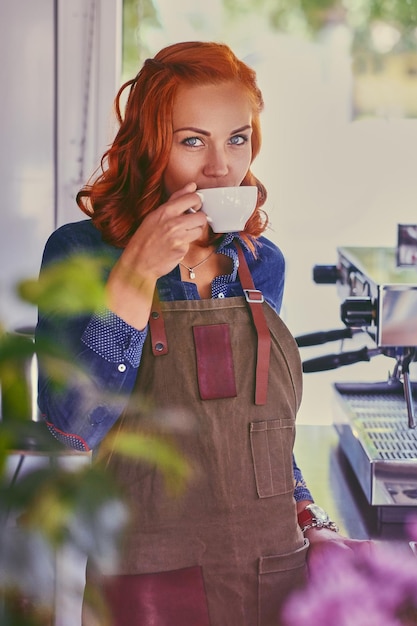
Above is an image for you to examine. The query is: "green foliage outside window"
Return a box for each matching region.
[124,0,417,58]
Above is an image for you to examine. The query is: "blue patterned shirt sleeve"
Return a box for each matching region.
[293,457,314,503]
[81,308,147,368]
[36,220,145,450]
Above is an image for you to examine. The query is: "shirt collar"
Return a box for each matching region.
[217,233,253,254]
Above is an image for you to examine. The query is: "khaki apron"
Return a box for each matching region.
[88,250,308,626]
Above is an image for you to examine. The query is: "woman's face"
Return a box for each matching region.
[163,81,253,195]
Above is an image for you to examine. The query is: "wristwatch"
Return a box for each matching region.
[298,504,339,533]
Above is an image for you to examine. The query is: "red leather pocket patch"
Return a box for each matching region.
[193,324,237,400]
[100,565,211,626]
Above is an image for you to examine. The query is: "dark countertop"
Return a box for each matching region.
[294,424,417,543]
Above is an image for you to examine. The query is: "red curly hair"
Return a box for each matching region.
[77,41,268,249]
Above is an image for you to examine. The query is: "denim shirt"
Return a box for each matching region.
[36,219,312,502]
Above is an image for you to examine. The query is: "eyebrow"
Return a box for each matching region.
[173,124,252,136]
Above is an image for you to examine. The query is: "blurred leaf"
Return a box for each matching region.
[0,330,35,422]
[0,421,61,456]
[102,431,192,494]
[0,332,78,422]
[0,370,31,422]
[0,429,15,479]
[0,329,35,364]
[0,588,54,625]
[0,462,128,573]
[17,255,108,316]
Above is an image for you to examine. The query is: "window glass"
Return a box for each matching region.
[123,0,417,119]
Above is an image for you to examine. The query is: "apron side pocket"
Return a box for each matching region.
[258,539,309,626]
[250,419,294,497]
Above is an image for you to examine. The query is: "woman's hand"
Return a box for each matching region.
[304,527,375,575]
[123,182,207,282]
[105,182,208,329]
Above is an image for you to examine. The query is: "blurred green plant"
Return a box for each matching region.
[222,0,417,49]
[123,0,417,123]
[18,255,108,316]
[126,0,417,67]
[0,253,191,625]
[122,0,161,80]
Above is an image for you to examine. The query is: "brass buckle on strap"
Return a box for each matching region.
[243,289,265,304]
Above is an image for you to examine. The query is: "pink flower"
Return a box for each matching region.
[282,541,417,626]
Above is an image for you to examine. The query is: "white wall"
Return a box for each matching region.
[0,0,55,330]
[0,0,122,332]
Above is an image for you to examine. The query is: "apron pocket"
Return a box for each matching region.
[193,324,237,400]
[258,539,309,626]
[250,419,294,497]
[99,565,211,626]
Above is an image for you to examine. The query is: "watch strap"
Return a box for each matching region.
[297,506,315,528]
[298,505,339,533]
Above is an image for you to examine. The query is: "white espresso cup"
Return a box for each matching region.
[196,186,258,233]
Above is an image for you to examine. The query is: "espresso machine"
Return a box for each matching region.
[298,227,417,523]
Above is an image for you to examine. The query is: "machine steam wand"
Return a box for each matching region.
[391,347,417,429]
[296,331,417,430]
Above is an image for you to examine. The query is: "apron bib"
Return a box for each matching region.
[87,251,308,626]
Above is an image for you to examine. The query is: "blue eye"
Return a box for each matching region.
[230,134,248,145]
[182,136,203,147]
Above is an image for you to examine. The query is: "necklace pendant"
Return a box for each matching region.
[189,270,196,279]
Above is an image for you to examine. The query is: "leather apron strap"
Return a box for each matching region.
[235,241,271,405]
[149,293,169,356]
[148,240,271,405]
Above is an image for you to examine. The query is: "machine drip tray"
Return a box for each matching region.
[334,381,417,522]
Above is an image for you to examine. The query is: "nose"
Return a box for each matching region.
[203,146,229,179]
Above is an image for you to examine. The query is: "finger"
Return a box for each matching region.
[170,182,197,200]
[165,186,203,217]
[180,210,209,234]
[177,192,203,217]
[187,205,213,225]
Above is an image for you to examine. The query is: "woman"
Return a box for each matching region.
[36,41,364,626]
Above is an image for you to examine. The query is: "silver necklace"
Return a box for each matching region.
[179,249,215,280]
